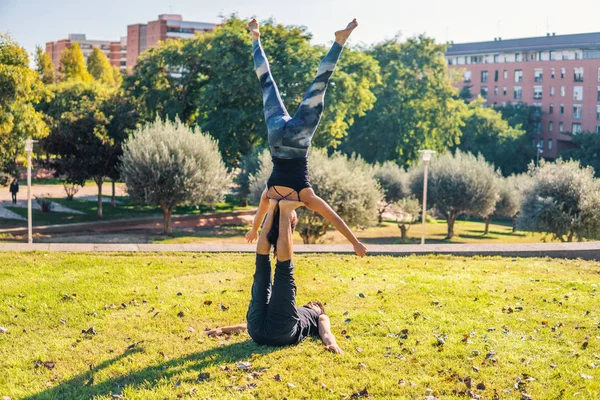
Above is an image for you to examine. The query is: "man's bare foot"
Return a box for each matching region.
[279,199,304,213]
[353,241,367,258]
[248,18,260,40]
[335,18,358,46]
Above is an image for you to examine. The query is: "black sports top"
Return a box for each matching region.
[267,156,311,198]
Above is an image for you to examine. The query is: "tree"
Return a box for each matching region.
[126,16,380,167]
[455,98,534,176]
[38,81,136,216]
[409,150,499,239]
[119,117,231,234]
[388,198,421,243]
[87,48,116,86]
[59,43,92,82]
[482,176,520,234]
[342,35,463,167]
[519,159,600,242]
[0,34,47,174]
[562,131,600,176]
[458,85,473,101]
[495,102,541,138]
[373,161,408,224]
[234,146,265,206]
[34,45,55,84]
[249,149,382,244]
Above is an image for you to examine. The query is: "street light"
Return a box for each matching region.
[536,143,544,166]
[24,139,37,245]
[418,150,436,245]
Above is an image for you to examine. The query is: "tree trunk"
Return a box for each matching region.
[512,214,518,233]
[162,205,173,234]
[484,216,491,235]
[378,211,383,225]
[399,224,409,244]
[111,180,116,208]
[96,178,103,217]
[567,231,574,242]
[446,212,457,239]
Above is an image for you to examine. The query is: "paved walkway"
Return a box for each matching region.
[1,242,599,259]
[0,182,126,202]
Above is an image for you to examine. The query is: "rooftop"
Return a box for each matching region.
[446,32,600,56]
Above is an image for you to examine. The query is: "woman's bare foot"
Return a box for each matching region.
[335,18,358,46]
[248,18,260,41]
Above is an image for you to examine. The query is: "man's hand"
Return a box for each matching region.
[205,328,223,337]
[245,229,259,243]
[324,344,344,354]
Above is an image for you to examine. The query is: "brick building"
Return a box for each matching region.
[126,14,217,69]
[446,32,600,159]
[45,34,127,71]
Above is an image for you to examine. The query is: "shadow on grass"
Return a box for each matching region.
[462,228,527,238]
[24,340,278,400]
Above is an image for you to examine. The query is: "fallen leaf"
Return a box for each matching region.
[203,300,213,306]
[237,362,252,370]
[197,372,210,382]
[350,388,370,398]
[111,393,124,399]
[219,304,229,311]
[0,327,7,334]
[177,311,185,318]
[472,366,480,372]
[126,341,144,350]
[581,374,593,380]
[81,327,96,335]
[476,382,486,390]
[357,293,366,298]
[398,379,406,386]
[287,382,296,388]
[274,374,281,381]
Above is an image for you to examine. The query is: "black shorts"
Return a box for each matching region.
[266,156,311,198]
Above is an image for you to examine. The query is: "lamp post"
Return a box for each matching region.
[24,139,37,244]
[536,143,544,166]
[418,150,436,245]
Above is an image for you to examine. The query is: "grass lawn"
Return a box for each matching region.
[2,195,251,229]
[1,253,599,399]
[153,219,550,245]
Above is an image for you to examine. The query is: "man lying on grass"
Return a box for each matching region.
[205,199,343,354]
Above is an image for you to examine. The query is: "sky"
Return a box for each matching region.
[1,0,600,61]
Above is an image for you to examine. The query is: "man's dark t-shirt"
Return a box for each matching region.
[295,306,320,343]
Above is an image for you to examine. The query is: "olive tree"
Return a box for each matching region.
[373,161,409,224]
[119,117,230,233]
[482,176,520,234]
[409,150,499,239]
[519,159,600,242]
[387,197,421,243]
[250,150,382,244]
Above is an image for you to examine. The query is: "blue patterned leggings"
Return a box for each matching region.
[252,39,343,159]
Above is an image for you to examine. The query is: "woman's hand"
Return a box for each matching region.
[205,328,223,337]
[245,230,259,243]
[324,344,344,354]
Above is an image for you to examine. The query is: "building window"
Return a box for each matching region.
[572,123,582,134]
[549,104,554,114]
[549,51,555,61]
[562,54,570,60]
[575,52,580,60]
[533,86,543,100]
[596,125,600,134]
[534,68,543,82]
[534,122,542,134]
[481,71,488,83]
[503,70,508,80]
[597,86,600,101]
[559,122,564,132]
[573,86,584,101]
[494,86,499,96]
[573,104,583,119]
[447,58,453,65]
[503,86,507,96]
[560,104,565,114]
[515,53,521,62]
[550,86,555,96]
[574,67,584,82]
[494,70,499,82]
[548,139,553,150]
[549,121,554,131]
[561,68,566,78]
[597,105,600,120]
[493,54,499,63]
[561,86,566,97]
[598,67,600,82]
[513,86,522,100]
[551,68,555,79]
[480,87,488,99]
[514,69,523,83]
[539,139,544,148]
[464,71,472,83]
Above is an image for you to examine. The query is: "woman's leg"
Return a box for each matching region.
[300,188,367,257]
[249,19,290,134]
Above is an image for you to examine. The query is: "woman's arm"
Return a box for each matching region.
[245,188,270,243]
[205,323,247,337]
[317,315,343,354]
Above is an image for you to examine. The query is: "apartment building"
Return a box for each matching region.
[126,14,217,69]
[446,32,600,159]
[45,34,127,71]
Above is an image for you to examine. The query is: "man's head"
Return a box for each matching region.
[266,205,298,255]
[304,300,325,315]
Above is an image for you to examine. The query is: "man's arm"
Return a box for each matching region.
[245,189,270,243]
[205,323,247,337]
[317,315,343,354]
[256,199,279,255]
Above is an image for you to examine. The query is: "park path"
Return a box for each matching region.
[0,182,126,202]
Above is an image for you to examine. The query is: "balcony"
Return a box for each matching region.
[533,94,542,100]
[574,74,584,82]
[534,76,543,83]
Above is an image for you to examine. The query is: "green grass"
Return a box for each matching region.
[1,253,599,399]
[2,195,251,228]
